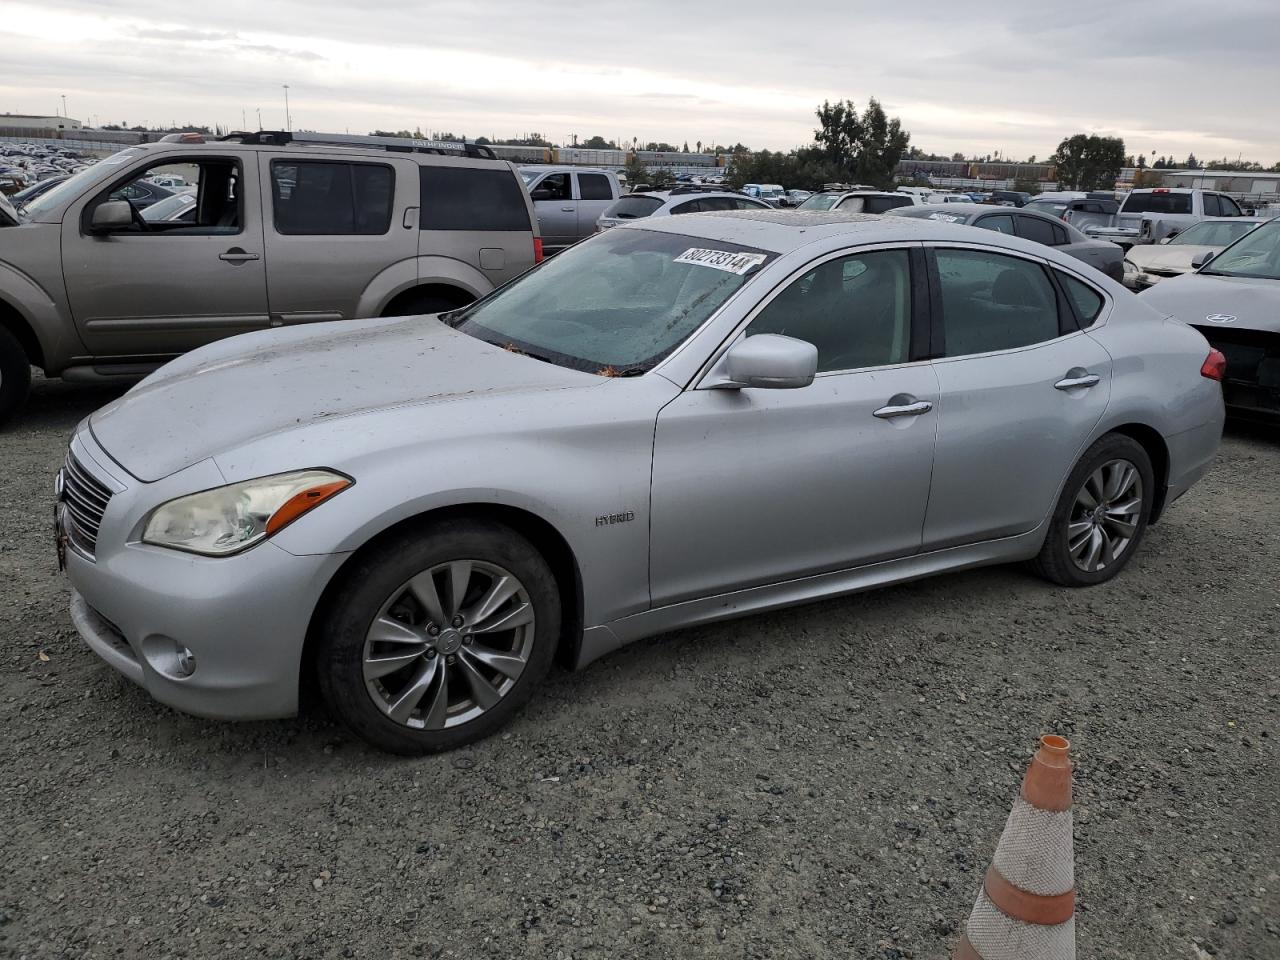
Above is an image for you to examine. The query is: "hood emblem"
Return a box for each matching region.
[1205,314,1237,324]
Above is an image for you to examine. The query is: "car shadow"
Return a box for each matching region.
[6,373,129,435]
[1224,416,1278,445]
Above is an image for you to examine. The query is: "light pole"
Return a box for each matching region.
[282,85,291,132]
[256,107,262,130]
[61,94,68,118]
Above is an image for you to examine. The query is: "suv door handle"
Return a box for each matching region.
[560,205,575,212]
[219,248,260,263]
[1054,372,1101,390]
[873,395,933,419]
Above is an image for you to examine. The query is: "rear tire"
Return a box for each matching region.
[0,325,32,428]
[382,289,472,318]
[315,518,560,754]
[1032,434,1154,587]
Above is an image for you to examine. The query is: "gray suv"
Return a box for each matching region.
[0,131,541,424]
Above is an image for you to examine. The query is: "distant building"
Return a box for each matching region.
[0,113,83,132]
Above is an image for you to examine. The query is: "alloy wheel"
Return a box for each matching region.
[362,560,535,729]
[1066,458,1144,573]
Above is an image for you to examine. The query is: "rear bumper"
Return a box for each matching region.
[1163,414,1225,511]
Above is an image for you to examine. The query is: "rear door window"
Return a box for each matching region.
[670,200,702,214]
[1014,215,1060,246]
[974,214,1015,235]
[272,160,393,235]
[603,195,663,220]
[1219,195,1243,216]
[419,166,531,231]
[934,249,1062,356]
[577,173,613,201]
[1203,194,1222,216]
[864,195,913,213]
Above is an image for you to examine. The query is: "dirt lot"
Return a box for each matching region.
[1,377,1277,960]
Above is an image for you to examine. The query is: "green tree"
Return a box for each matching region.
[1184,153,1199,169]
[812,97,910,189]
[581,135,616,149]
[1050,134,1126,190]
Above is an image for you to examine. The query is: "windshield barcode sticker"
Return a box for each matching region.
[674,248,767,275]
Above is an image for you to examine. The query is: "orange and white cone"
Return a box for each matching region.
[954,734,1075,960]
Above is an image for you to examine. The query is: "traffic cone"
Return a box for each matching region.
[954,734,1075,960]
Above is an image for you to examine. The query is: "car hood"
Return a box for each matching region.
[1126,244,1211,273]
[1140,272,1280,334]
[90,316,597,482]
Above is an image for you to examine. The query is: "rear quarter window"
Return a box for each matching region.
[420,165,531,231]
[1057,272,1104,327]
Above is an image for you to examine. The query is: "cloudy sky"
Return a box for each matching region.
[2,0,1277,162]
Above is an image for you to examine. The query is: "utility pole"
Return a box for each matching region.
[257,107,262,130]
[61,94,68,118]
[282,85,291,132]
[241,108,246,131]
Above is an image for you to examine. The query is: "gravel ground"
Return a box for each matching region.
[1,376,1277,960]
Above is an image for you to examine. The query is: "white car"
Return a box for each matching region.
[596,189,769,229]
[1123,217,1266,289]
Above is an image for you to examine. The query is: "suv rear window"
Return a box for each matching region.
[272,161,393,235]
[420,166,531,231]
[1121,192,1192,215]
[603,195,664,219]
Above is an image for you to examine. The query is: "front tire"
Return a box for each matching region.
[1032,434,1154,587]
[0,325,32,427]
[316,519,560,754]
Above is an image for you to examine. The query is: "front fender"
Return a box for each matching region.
[0,259,81,369]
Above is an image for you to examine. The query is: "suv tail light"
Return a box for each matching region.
[1200,348,1227,381]
[533,238,544,264]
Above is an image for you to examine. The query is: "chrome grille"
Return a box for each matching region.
[61,453,112,557]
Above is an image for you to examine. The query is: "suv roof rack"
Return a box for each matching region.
[668,184,732,195]
[217,130,499,160]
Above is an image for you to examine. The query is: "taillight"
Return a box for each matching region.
[1200,348,1227,381]
[1063,210,1073,223]
[533,238,544,264]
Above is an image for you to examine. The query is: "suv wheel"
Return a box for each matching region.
[1032,434,1154,587]
[383,289,471,317]
[316,518,560,754]
[0,325,32,427]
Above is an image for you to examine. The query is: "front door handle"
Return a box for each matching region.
[219,248,260,263]
[873,395,933,419]
[1054,371,1101,390]
[560,205,575,212]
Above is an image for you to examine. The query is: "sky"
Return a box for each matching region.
[1,0,1278,163]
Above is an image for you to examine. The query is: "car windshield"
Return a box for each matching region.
[1121,192,1192,215]
[446,228,775,375]
[21,149,138,219]
[603,195,664,219]
[1169,220,1261,247]
[797,193,841,211]
[1200,219,1280,280]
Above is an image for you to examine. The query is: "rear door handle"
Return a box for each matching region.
[1054,372,1100,390]
[560,206,575,212]
[219,249,260,263]
[873,396,933,419]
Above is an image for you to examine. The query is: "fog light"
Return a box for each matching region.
[176,646,197,676]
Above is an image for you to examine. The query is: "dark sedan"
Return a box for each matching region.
[889,202,1125,282]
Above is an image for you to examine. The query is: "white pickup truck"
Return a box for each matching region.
[1086,188,1248,248]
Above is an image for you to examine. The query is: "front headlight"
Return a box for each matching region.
[142,469,351,556]
[1123,259,1139,275]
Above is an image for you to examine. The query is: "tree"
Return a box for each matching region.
[951,152,965,162]
[682,141,690,152]
[1136,154,1147,169]
[1050,133,1126,190]
[581,135,615,149]
[1184,153,1199,169]
[812,97,910,189]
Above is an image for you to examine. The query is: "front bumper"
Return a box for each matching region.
[62,430,350,720]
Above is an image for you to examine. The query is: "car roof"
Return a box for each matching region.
[813,189,900,198]
[621,208,1084,260]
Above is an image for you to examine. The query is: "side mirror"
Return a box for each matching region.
[90,200,133,232]
[530,188,553,201]
[715,334,818,389]
[1158,237,1171,244]
[1191,250,1216,269]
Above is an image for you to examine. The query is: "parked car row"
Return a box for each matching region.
[0,140,93,194]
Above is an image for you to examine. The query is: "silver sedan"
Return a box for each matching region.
[60,211,1224,753]
[891,202,1126,282]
